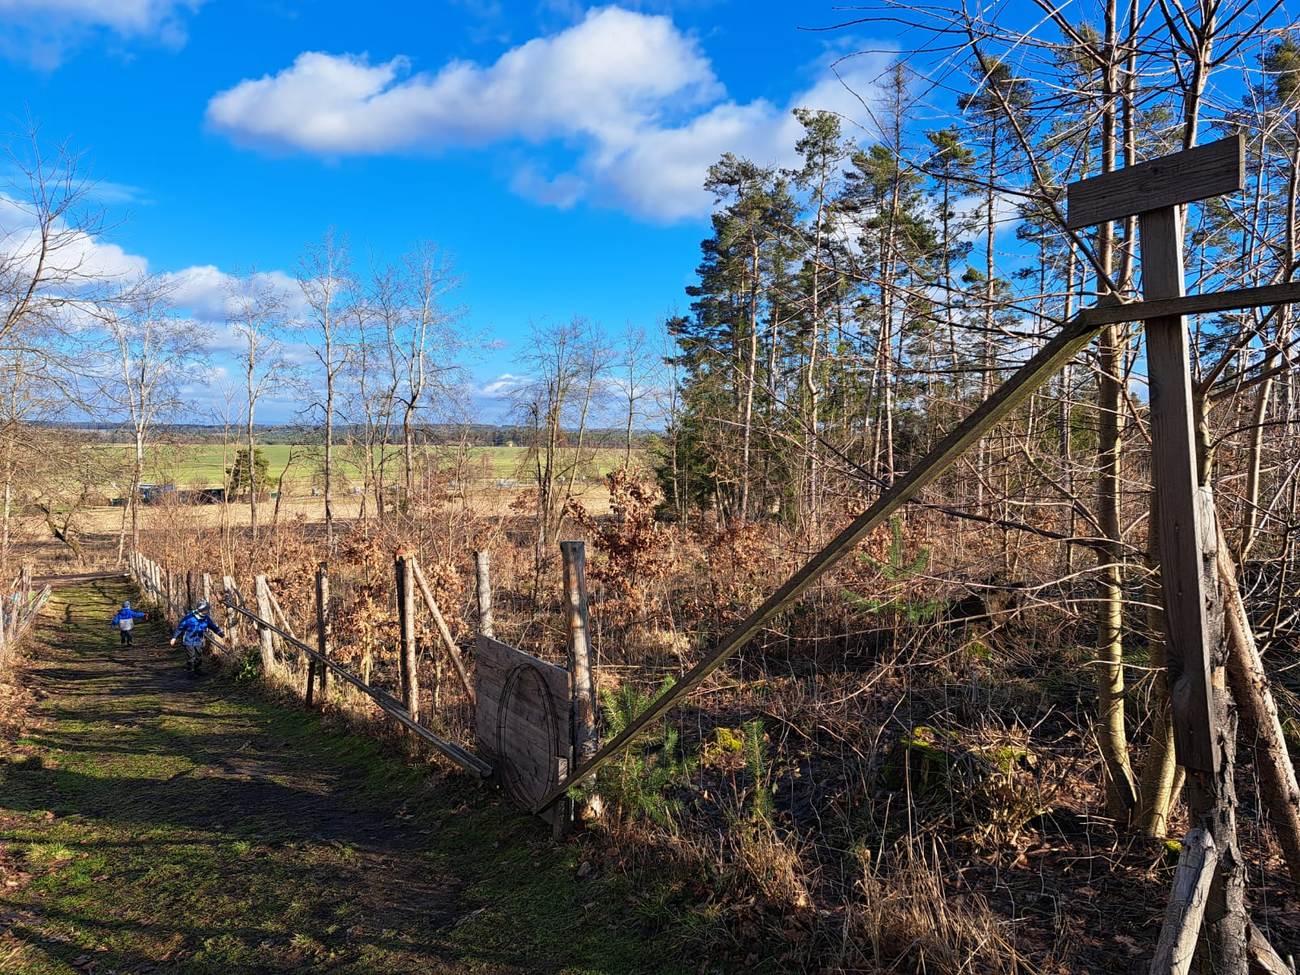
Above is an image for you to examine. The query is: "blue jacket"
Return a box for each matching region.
[109,607,145,627]
[173,612,224,645]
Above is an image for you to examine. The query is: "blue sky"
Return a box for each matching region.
[0,0,897,423]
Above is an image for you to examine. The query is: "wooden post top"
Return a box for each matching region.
[1066,134,1244,229]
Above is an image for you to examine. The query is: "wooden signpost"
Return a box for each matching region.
[1068,133,1247,972]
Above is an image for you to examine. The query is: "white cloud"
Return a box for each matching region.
[479,373,528,397]
[206,6,893,221]
[0,0,203,67]
[207,7,719,153]
[160,264,304,323]
[0,191,148,283]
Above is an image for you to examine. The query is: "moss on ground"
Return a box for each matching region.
[0,580,690,974]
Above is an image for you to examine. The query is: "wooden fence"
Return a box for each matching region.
[126,546,599,829]
[0,565,52,669]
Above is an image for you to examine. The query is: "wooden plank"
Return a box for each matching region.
[474,686,563,742]
[475,634,570,815]
[535,313,1103,812]
[1066,134,1243,229]
[477,636,568,694]
[1140,205,1219,774]
[1151,828,1217,975]
[473,642,564,733]
[1079,279,1300,328]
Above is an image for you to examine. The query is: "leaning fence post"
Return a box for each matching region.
[396,551,420,723]
[411,556,475,703]
[254,574,276,672]
[475,550,493,638]
[560,541,599,773]
[313,563,330,703]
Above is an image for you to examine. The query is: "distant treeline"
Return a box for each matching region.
[37,421,659,449]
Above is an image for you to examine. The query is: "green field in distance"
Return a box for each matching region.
[118,444,638,490]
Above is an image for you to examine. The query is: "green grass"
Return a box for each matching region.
[0,581,689,974]
[96,444,638,490]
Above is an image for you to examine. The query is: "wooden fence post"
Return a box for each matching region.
[313,563,330,703]
[222,576,241,651]
[561,541,598,826]
[475,550,493,638]
[396,551,419,722]
[1140,203,1246,969]
[254,574,276,672]
[201,573,212,608]
[186,571,195,610]
[560,541,598,767]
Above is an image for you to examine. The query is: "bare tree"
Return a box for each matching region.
[513,318,614,551]
[396,243,460,505]
[617,323,656,469]
[0,125,112,346]
[298,230,354,552]
[99,278,196,562]
[226,272,289,545]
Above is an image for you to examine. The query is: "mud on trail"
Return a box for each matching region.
[0,580,682,975]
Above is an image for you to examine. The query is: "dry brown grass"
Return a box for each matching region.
[839,850,1039,974]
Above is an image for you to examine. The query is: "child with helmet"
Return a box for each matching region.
[170,601,224,675]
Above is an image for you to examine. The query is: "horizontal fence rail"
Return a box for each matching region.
[221,598,493,778]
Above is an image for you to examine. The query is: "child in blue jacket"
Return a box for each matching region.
[170,601,224,674]
[108,601,146,646]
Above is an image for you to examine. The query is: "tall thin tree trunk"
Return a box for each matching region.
[1094,2,1137,819]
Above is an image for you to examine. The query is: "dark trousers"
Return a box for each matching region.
[119,629,132,646]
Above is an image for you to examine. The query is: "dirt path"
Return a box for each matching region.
[0,580,681,975]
